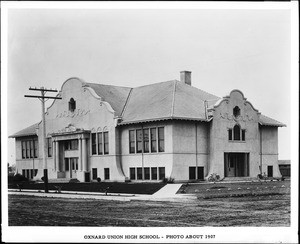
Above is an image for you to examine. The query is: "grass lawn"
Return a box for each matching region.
[8,193,290,226]
[177,180,290,199]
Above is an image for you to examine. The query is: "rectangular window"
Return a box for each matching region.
[150,128,157,153]
[70,140,78,150]
[104,132,109,154]
[144,167,150,180]
[92,168,97,180]
[151,167,157,180]
[65,158,69,171]
[34,169,38,177]
[26,141,30,158]
[26,169,30,179]
[129,130,135,154]
[47,138,52,157]
[97,133,103,155]
[143,129,149,153]
[22,169,25,177]
[189,167,196,180]
[137,167,143,180]
[136,129,143,153]
[228,129,232,141]
[159,167,165,180]
[34,138,38,158]
[158,127,165,152]
[242,130,245,141]
[104,168,110,180]
[30,140,34,158]
[91,133,97,155]
[22,141,26,159]
[130,167,136,180]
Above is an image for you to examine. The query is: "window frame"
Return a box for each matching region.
[129,127,164,154]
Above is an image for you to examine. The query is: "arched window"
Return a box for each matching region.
[69,98,76,112]
[233,124,241,140]
[233,106,240,117]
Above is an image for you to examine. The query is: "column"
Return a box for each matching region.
[78,137,82,171]
[55,141,59,172]
[82,137,87,172]
[53,140,56,171]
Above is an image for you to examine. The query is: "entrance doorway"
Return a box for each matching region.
[224,153,249,177]
[65,158,78,178]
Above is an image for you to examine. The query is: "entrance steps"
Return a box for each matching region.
[222,177,257,182]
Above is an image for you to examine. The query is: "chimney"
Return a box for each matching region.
[180,71,191,86]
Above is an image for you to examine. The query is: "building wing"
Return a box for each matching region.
[258,114,286,127]
[9,122,40,138]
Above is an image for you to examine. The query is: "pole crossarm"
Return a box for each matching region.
[24,95,62,99]
[29,87,59,92]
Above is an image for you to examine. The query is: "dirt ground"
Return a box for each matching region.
[8,193,290,227]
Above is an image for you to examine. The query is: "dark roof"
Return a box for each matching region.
[120,80,220,124]
[84,83,132,117]
[9,122,39,138]
[259,114,286,127]
[278,160,291,165]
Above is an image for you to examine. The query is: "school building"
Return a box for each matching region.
[9,71,286,182]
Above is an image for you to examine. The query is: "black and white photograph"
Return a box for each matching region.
[1,1,298,243]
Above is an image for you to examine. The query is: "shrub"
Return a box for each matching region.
[207,173,220,183]
[97,177,101,183]
[162,177,175,183]
[13,173,29,183]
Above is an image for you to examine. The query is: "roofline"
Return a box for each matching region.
[118,116,208,126]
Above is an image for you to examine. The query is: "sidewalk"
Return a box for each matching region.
[8,184,197,202]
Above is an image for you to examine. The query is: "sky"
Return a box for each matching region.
[3,4,295,165]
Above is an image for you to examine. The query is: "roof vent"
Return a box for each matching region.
[180,71,191,86]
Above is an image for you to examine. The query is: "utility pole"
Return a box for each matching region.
[25,87,62,193]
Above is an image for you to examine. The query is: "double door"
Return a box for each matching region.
[65,158,78,178]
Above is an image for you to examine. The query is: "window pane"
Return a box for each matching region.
[233,124,240,141]
[136,129,142,153]
[47,138,52,157]
[159,167,165,180]
[144,167,150,180]
[151,167,157,180]
[129,130,135,154]
[34,139,38,158]
[189,167,196,180]
[91,133,97,155]
[92,168,97,180]
[26,141,30,158]
[130,167,136,180]
[30,140,34,158]
[228,129,232,141]
[22,141,26,159]
[70,140,78,150]
[242,130,245,141]
[65,159,69,171]
[104,132,109,154]
[143,129,149,153]
[98,133,103,155]
[158,127,165,152]
[104,168,110,180]
[150,128,157,153]
[137,167,143,180]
